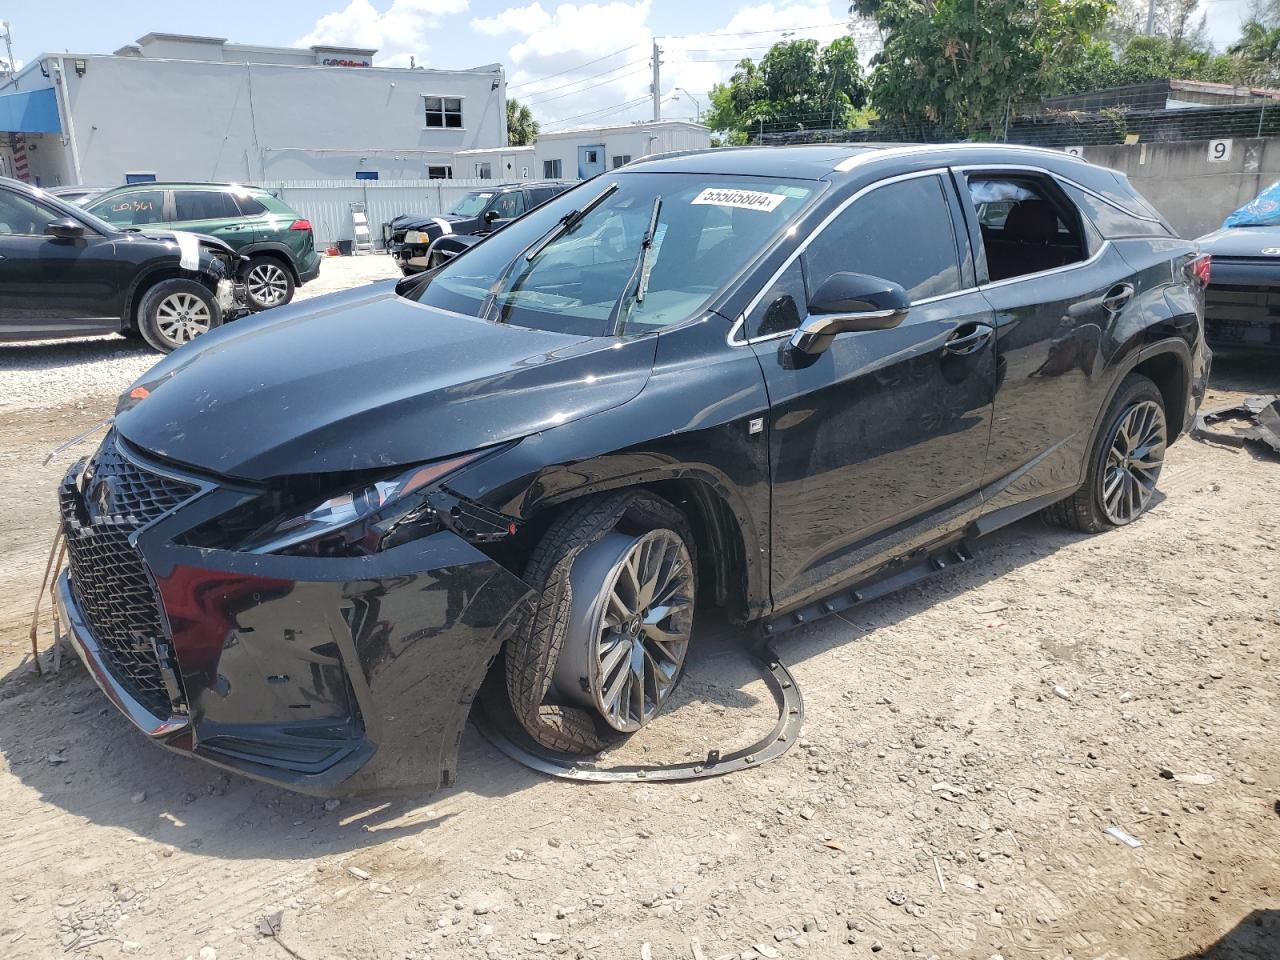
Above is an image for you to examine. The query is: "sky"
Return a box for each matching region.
[0,0,1261,130]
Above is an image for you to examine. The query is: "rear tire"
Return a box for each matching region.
[1043,373,1167,533]
[136,279,222,353]
[241,256,295,310]
[502,491,697,754]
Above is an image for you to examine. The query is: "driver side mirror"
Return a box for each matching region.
[46,218,85,240]
[483,209,500,224]
[788,272,911,355]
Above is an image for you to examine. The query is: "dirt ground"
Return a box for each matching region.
[0,257,1277,960]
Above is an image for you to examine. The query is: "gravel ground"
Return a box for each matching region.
[0,254,401,413]
[0,268,1277,960]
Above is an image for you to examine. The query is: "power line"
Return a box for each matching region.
[541,94,656,128]
[508,43,645,91]
[522,61,651,106]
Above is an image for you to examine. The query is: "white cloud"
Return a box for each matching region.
[297,0,471,65]
[472,2,552,37]
[496,0,854,129]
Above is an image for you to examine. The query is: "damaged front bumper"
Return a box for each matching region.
[56,452,533,796]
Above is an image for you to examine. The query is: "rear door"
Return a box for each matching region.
[955,168,1145,520]
[0,187,123,338]
[172,189,253,250]
[748,170,998,611]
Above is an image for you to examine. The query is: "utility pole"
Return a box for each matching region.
[651,40,662,122]
[1144,0,1156,36]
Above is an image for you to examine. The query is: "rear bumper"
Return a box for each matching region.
[57,488,532,795]
[296,252,322,285]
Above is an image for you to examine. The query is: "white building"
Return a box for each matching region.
[0,33,508,186]
[533,121,711,180]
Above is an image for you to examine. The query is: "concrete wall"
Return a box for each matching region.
[40,54,505,185]
[1082,137,1280,238]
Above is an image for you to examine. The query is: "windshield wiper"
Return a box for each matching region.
[480,182,619,322]
[607,195,663,335]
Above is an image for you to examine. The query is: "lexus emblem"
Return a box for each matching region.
[92,477,114,517]
[1262,247,1280,255]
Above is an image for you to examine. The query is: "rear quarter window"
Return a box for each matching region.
[1061,182,1173,239]
[234,195,268,216]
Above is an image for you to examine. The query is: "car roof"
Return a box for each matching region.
[627,143,1093,180]
[99,181,270,193]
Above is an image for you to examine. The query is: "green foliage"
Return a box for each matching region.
[506,99,539,147]
[701,37,867,139]
[854,0,1112,138]
[1229,19,1280,85]
[1050,34,1247,94]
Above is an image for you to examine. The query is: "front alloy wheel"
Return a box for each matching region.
[553,529,695,733]
[1100,399,1166,525]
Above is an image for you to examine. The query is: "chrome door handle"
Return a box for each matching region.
[943,323,994,356]
[1102,283,1135,312]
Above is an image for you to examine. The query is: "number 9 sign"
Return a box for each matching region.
[1208,139,1232,163]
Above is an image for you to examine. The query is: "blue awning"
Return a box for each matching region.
[0,87,61,134]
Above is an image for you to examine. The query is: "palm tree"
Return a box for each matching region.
[1229,20,1280,85]
[507,98,540,146]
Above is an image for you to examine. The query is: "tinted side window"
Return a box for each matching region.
[234,195,268,216]
[492,192,524,219]
[804,176,961,302]
[1061,182,1172,239]
[174,191,241,221]
[747,259,808,338]
[92,190,166,226]
[0,190,63,235]
[967,176,1087,282]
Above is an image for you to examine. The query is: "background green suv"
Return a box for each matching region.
[86,183,321,310]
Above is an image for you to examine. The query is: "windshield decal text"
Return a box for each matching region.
[691,188,785,212]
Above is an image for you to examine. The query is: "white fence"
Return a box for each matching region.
[253,178,504,249]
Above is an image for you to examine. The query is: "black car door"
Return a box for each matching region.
[0,186,123,340]
[954,168,1144,520]
[747,171,998,612]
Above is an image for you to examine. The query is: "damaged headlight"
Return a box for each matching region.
[235,455,483,560]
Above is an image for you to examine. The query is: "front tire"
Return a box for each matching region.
[242,256,295,310]
[1044,373,1167,532]
[503,491,697,754]
[136,278,222,353]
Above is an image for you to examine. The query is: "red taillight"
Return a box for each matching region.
[1190,254,1211,286]
[289,219,312,232]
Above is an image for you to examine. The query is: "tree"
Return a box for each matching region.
[1230,19,1280,84]
[702,37,867,141]
[506,98,539,146]
[854,0,1111,138]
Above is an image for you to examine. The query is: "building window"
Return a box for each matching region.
[543,159,562,179]
[474,162,492,179]
[355,171,379,180]
[427,165,452,179]
[612,155,632,168]
[424,96,463,129]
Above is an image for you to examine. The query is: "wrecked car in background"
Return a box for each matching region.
[0,176,245,352]
[55,144,1208,795]
[388,181,570,275]
[1197,180,1280,352]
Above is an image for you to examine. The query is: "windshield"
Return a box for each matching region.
[450,192,494,217]
[405,172,819,337]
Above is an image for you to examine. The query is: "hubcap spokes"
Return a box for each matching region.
[247,263,288,305]
[1102,399,1166,524]
[593,531,694,732]
[155,292,211,344]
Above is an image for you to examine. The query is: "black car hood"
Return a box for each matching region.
[1197,226,1280,258]
[391,213,468,232]
[115,281,656,481]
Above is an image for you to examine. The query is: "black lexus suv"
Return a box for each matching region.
[388,180,570,274]
[0,177,244,352]
[56,144,1208,796]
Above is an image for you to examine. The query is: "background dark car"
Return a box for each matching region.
[86,182,320,311]
[0,176,243,352]
[55,145,1208,797]
[1196,224,1280,351]
[388,180,570,274]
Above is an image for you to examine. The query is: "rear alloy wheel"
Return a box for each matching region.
[1043,373,1167,532]
[1099,399,1166,525]
[137,278,222,353]
[552,528,695,732]
[243,258,295,310]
